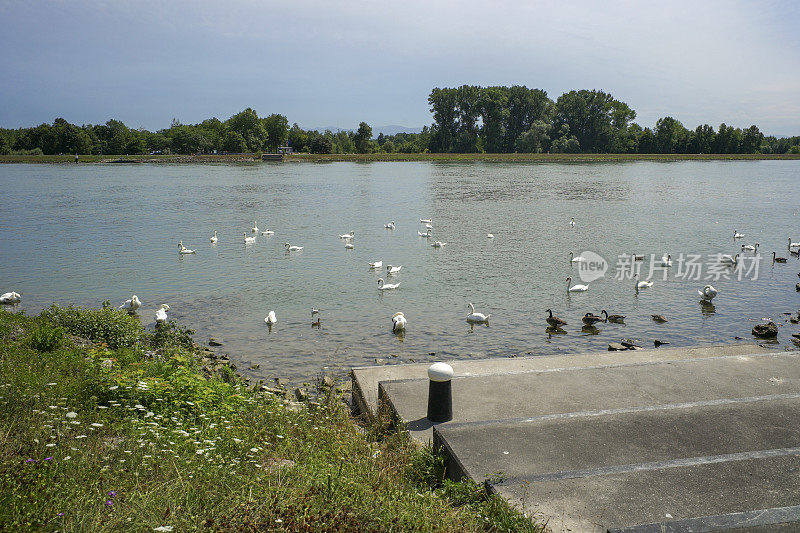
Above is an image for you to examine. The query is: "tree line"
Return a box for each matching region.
[1,88,799,155]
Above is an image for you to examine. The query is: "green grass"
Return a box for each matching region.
[0,306,543,532]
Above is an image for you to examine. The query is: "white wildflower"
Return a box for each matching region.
[91,423,103,427]
[109,385,118,390]
[66,411,77,419]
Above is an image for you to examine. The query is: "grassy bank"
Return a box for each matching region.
[2,152,799,164]
[0,305,542,532]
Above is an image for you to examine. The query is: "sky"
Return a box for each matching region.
[1,0,799,135]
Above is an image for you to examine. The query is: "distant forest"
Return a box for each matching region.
[2,86,799,155]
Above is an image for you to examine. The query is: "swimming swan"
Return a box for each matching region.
[344,242,354,249]
[384,221,395,229]
[789,238,800,249]
[260,229,275,235]
[210,231,218,243]
[418,229,432,238]
[178,241,196,254]
[0,291,22,304]
[244,233,256,244]
[155,304,170,324]
[369,260,383,269]
[119,295,141,313]
[386,265,402,274]
[284,243,303,251]
[741,243,758,251]
[431,241,447,248]
[466,303,490,323]
[391,311,407,332]
[718,253,739,265]
[378,278,400,290]
[566,277,589,292]
[733,230,744,239]
[569,217,575,227]
[660,254,672,267]
[633,274,654,291]
[338,231,354,239]
[698,284,718,301]
[252,222,258,233]
[420,219,432,224]
[265,310,277,325]
[569,252,585,263]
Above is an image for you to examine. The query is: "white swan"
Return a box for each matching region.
[284,243,303,252]
[391,311,407,332]
[260,229,275,236]
[487,233,494,239]
[418,229,432,238]
[789,238,800,249]
[718,253,739,265]
[264,310,277,325]
[698,284,718,301]
[338,231,354,239]
[431,241,447,248]
[569,217,575,227]
[252,221,258,233]
[0,291,21,304]
[566,277,589,292]
[386,265,402,274]
[660,254,672,267]
[119,295,141,313]
[378,278,400,290]
[384,221,395,229]
[733,230,744,239]
[466,303,490,323]
[425,223,433,230]
[243,233,256,244]
[210,231,218,243]
[569,251,585,263]
[420,219,432,224]
[633,274,654,291]
[741,243,758,251]
[178,241,196,254]
[369,260,382,269]
[155,304,170,324]
[344,242,354,249]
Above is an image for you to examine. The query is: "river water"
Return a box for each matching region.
[2,160,799,383]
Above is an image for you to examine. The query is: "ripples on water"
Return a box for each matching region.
[1,161,799,383]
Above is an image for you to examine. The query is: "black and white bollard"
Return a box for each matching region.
[427,362,453,423]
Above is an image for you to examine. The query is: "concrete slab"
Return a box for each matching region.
[351,343,769,422]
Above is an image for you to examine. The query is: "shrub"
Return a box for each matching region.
[40,302,144,349]
[147,321,196,352]
[25,320,64,352]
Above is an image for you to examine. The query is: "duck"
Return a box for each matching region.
[420,219,432,224]
[210,231,218,243]
[119,295,142,313]
[260,229,275,236]
[487,233,494,239]
[733,230,744,239]
[789,238,800,249]
[0,291,22,305]
[718,253,739,265]
[660,254,672,267]
[243,233,256,244]
[178,241,196,254]
[698,284,718,302]
[264,310,277,325]
[569,251,585,263]
[377,278,400,290]
[431,241,447,248]
[369,260,383,269]
[466,303,490,323]
[546,309,567,328]
[345,242,354,250]
[252,221,259,233]
[338,231,355,239]
[651,314,668,323]
[155,304,170,325]
[633,274,654,291]
[741,243,758,251]
[284,243,303,252]
[566,277,589,292]
[601,310,625,323]
[391,312,407,333]
[386,265,402,274]
[418,229,433,238]
[582,312,603,325]
[569,217,575,227]
[384,221,395,229]
[773,251,788,263]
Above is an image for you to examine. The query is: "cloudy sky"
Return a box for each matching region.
[1,0,798,134]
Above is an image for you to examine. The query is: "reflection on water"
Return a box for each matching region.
[1,160,800,384]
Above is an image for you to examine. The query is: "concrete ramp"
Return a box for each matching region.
[351,345,800,532]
